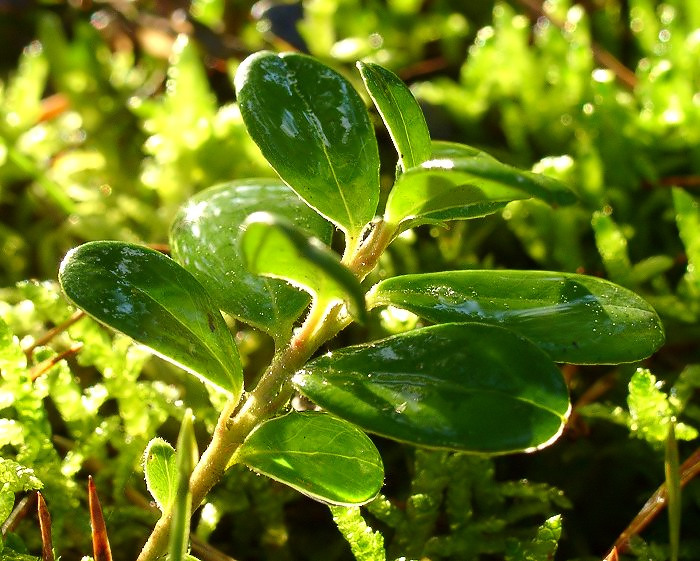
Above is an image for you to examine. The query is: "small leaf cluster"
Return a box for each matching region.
[53,49,665,561]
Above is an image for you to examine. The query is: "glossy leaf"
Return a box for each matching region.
[59,241,242,397]
[294,323,570,454]
[368,270,664,364]
[170,180,333,341]
[235,412,384,505]
[234,51,380,239]
[384,141,576,231]
[241,212,366,322]
[357,61,431,171]
[143,438,177,513]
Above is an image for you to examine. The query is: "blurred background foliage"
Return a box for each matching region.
[1,0,699,560]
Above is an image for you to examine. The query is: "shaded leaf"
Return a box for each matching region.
[384,141,576,231]
[59,241,242,397]
[236,412,384,505]
[367,270,665,364]
[357,61,431,170]
[241,212,366,322]
[171,179,332,341]
[234,51,380,239]
[143,438,177,513]
[505,515,562,561]
[294,323,570,454]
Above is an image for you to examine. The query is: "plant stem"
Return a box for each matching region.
[606,445,700,557]
[137,219,397,561]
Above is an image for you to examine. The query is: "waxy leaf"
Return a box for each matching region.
[59,241,242,397]
[171,180,333,341]
[235,412,383,505]
[241,212,366,322]
[357,61,431,171]
[294,323,570,454]
[384,141,576,231]
[234,51,380,240]
[143,438,177,513]
[367,270,665,364]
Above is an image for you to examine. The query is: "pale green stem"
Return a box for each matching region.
[665,422,680,561]
[136,219,398,561]
[169,411,197,561]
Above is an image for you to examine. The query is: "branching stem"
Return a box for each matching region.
[136,218,397,561]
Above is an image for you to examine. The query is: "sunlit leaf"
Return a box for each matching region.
[367,270,664,364]
[241,212,366,322]
[384,141,576,231]
[330,505,386,561]
[143,438,177,513]
[357,61,431,171]
[628,368,697,443]
[171,180,332,341]
[0,458,42,522]
[236,412,384,505]
[234,51,380,240]
[592,212,633,285]
[59,241,242,397]
[672,188,700,295]
[294,323,570,454]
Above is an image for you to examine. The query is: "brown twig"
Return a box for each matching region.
[567,370,618,437]
[37,492,55,561]
[23,310,85,358]
[643,176,700,190]
[515,0,637,89]
[28,343,84,381]
[88,476,113,561]
[1,492,37,536]
[398,57,449,81]
[38,94,70,123]
[191,534,239,561]
[605,446,700,557]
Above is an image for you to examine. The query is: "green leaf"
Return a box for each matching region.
[59,241,243,397]
[0,318,26,376]
[170,179,333,341]
[330,505,386,561]
[592,212,633,285]
[241,212,366,323]
[672,188,700,295]
[143,438,178,513]
[0,458,42,522]
[505,515,562,561]
[384,141,576,231]
[293,323,570,454]
[357,61,431,171]
[367,270,665,364]
[627,368,697,443]
[234,51,380,240]
[235,412,384,505]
